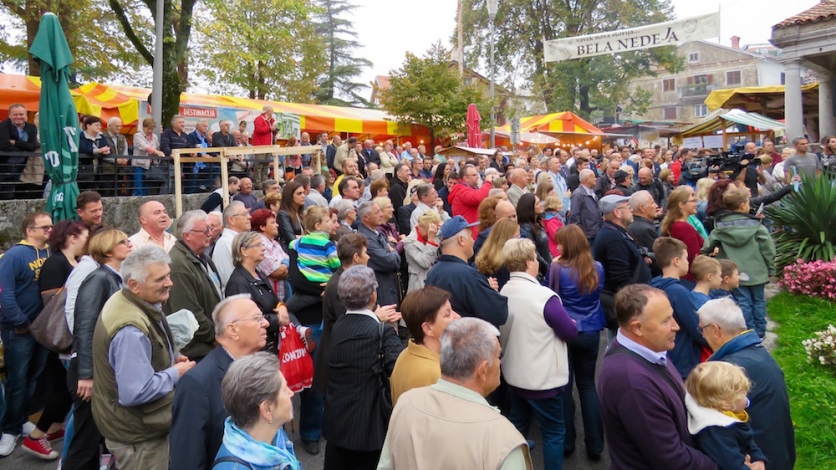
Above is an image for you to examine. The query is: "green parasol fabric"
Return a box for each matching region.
[29,12,80,222]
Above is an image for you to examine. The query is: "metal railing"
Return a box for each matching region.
[0,145,325,212]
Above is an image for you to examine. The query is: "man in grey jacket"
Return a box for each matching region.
[568,169,603,244]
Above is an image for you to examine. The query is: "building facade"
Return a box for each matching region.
[627,40,785,123]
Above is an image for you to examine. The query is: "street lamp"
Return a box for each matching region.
[487,0,497,149]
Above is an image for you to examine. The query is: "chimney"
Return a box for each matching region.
[731,36,741,50]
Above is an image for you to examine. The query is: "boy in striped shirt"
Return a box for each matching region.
[290,206,341,283]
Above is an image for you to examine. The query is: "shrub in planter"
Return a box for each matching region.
[780,259,836,300]
[767,174,836,269]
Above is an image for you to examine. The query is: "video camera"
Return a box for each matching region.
[681,143,761,181]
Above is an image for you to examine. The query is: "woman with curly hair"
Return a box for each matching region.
[475,218,520,289]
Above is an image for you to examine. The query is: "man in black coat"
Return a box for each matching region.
[627,190,661,277]
[169,295,275,470]
[0,104,39,199]
[362,138,381,167]
[631,167,667,207]
[388,163,411,214]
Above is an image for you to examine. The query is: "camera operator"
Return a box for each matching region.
[731,142,764,197]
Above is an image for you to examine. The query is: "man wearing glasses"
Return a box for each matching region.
[212,201,252,289]
[0,211,52,454]
[165,210,223,362]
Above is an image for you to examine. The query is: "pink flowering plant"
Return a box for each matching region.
[802,324,836,370]
[780,259,836,301]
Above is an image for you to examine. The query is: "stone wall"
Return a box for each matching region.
[0,194,212,252]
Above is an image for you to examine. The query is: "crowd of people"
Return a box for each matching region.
[0,103,826,469]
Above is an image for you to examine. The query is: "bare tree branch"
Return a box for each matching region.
[109,0,153,64]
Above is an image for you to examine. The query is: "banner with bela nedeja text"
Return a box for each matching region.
[544,12,720,63]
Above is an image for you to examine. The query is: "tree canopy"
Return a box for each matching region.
[194,0,324,102]
[313,0,372,107]
[458,0,684,119]
[379,42,493,146]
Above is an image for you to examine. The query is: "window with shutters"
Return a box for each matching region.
[695,104,708,118]
[663,78,675,92]
[663,107,677,120]
[727,70,742,85]
[688,52,699,62]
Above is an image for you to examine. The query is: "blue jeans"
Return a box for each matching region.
[562,331,604,456]
[0,329,48,434]
[734,284,767,338]
[301,322,324,442]
[133,166,147,196]
[509,390,566,470]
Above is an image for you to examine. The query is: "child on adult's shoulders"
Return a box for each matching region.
[685,362,767,470]
[710,259,740,301]
[691,255,722,309]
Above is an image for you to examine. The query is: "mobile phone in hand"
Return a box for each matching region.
[755,203,764,216]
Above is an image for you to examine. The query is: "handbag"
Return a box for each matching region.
[278,322,314,393]
[373,321,394,415]
[30,287,73,354]
[145,163,168,182]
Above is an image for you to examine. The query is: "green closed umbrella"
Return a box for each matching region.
[29,12,80,222]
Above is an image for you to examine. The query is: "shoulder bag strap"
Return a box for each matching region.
[212,456,254,469]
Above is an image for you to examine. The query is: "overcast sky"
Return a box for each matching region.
[352,0,820,94]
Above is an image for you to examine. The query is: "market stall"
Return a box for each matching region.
[677,108,785,148]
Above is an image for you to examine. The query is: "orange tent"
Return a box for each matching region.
[496,111,609,146]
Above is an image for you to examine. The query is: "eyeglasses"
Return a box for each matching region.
[696,323,717,335]
[117,239,132,246]
[232,212,250,218]
[231,314,267,324]
[190,227,214,235]
[31,225,53,231]
[245,242,264,249]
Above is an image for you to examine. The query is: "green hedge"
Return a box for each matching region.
[768,292,836,469]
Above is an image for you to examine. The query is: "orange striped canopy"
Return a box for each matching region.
[0,74,429,141]
[497,111,605,135]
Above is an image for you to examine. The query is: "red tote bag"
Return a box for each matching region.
[278,323,314,392]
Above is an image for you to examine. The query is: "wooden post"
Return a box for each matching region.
[220,150,229,209]
[173,150,183,217]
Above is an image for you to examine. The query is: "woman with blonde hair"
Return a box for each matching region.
[475,218,520,289]
[661,186,704,284]
[694,177,715,222]
[65,229,132,468]
[548,225,605,459]
[536,179,555,204]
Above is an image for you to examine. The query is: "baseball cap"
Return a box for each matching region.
[599,194,631,215]
[440,215,479,239]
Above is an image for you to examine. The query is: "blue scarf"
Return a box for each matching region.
[221,418,301,470]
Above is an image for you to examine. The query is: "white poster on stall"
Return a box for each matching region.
[702,135,725,149]
[682,137,704,148]
[544,12,721,62]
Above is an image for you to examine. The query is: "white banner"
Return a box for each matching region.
[544,12,720,63]
[682,136,704,148]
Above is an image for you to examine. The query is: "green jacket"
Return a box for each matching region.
[164,241,222,360]
[91,289,175,443]
[703,212,775,286]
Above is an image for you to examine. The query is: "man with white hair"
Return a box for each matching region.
[100,116,128,196]
[206,210,223,255]
[410,183,450,229]
[165,210,223,361]
[699,298,795,470]
[378,317,532,470]
[169,294,277,470]
[91,246,196,470]
[506,168,529,207]
[129,200,176,252]
[627,190,660,259]
[306,173,329,208]
[356,201,402,307]
[212,201,251,288]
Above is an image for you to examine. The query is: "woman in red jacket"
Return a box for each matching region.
[661,186,704,285]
